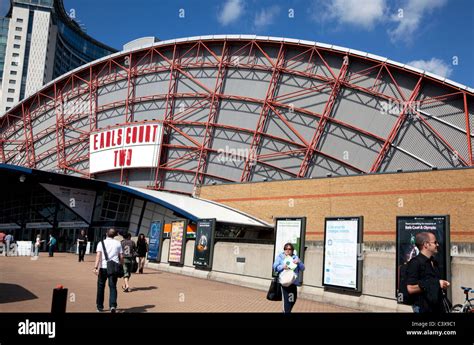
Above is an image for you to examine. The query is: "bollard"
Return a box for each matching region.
[51,284,68,313]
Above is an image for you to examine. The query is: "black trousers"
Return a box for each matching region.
[78,245,86,261]
[281,284,298,313]
[96,269,118,309]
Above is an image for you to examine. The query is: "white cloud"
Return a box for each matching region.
[218,0,244,26]
[406,58,453,78]
[253,6,280,29]
[310,0,387,30]
[389,0,447,43]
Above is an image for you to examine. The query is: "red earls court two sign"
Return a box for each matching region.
[89,124,162,174]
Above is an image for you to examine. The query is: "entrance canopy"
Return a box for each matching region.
[0,164,271,228]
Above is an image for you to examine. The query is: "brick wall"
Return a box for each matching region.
[199,168,474,243]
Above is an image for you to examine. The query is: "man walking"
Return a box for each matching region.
[406,232,451,313]
[93,229,124,313]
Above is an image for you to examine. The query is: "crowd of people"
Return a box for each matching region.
[1,228,452,314]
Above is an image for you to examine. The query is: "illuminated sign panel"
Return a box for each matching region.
[89,124,162,174]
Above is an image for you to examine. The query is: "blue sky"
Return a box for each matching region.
[2,0,473,86]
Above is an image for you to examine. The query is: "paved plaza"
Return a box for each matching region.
[0,253,356,313]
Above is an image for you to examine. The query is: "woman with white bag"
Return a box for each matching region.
[272,243,305,313]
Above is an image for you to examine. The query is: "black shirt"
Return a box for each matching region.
[406,253,443,312]
[77,234,88,247]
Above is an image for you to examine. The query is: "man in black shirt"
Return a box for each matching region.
[406,232,450,313]
[77,230,88,262]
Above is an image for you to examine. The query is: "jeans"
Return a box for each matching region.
[281,284,298,313]
[34,246,39,256]
[96,268,118,309]
[78,245,86,261]
[49,245,55,256]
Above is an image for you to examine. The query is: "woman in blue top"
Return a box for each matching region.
[273,242,305,313]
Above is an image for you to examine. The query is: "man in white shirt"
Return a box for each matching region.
[93,228,124,313]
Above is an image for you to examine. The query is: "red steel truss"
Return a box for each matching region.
[0,37,473,195]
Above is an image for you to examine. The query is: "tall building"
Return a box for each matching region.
[0,0,116,114]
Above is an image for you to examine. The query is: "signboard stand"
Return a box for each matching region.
[396,215,451,303]
[193,219,216,270]
[147,220,163,263]
[272,217,306,282]
[322,216,363,294]
[168,220,188,266]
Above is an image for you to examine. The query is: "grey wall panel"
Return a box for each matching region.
[173,97,210,123]
[321,51,344,77]
[133,100,167,122]
[318,123,382,171]
[380,147,432,172]
[96,171,121,183]
[251,163,294,181]
[165,148,198,171]
[179,68,219,91]
[210,128,252,151]
[168,125,205,146]
[418,93,466,131]
[33,131,57,157]
[97,81,127,107]
[162,172,194,194]
[276,74,330,114]
[97,107,126,128]
[307,154,359,177]
[217,99,261,130]
[223,69,271,99]
[127,169,156,188]
[31,109,55,135]
[424,117,470,165]
[205,152,245,181]
[135,72,170,98]
[264,109,317,145]
[284,48,312,73]
[346,59,379,90]
[333,87,398,138]
[394,118,464,168]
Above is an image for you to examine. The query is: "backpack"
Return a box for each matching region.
[51,237,57,246]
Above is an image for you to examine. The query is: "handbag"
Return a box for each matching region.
[279,269,297,287]
[441,291,452,313]
[101,240,124,278]
[132,256,139,273]
[266,276,282,301]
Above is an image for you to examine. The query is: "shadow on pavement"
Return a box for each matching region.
[131,286,158,292]
[0,283,38,304]
[122,304,155,313]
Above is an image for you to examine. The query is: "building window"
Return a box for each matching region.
[9,80,16,84]
[10,70,17,75]
[16,18,23,23]
[7,98,14,102]
[15,27,22,32]
[12,53,19,57]
[13,44,20,49]
[8,89,15,93]
[6,107,11,110]
[12,61,18,66]
[14,35,21,40]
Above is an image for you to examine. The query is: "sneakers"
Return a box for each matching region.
[110,307,116,313]
[96,307,104,312]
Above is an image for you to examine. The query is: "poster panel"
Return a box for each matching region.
[322,217,363,292]
[168,220,187,265]
[272,217,306,279]
[193,219,216,269]
[148,220,163,262]
[396,215,450,302]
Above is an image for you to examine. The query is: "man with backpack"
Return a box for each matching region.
[405,232,451,313]
[93,229,124,313]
